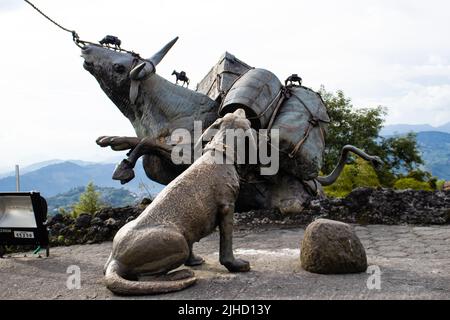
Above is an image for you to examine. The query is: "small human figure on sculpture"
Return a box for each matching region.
[285,74,302,87]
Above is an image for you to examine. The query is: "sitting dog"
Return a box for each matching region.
[104,109,255,295]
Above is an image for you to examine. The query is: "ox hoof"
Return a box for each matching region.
[223,259,250,273]
[112,160,135,184]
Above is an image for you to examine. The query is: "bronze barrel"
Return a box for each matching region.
[219,68,283,129]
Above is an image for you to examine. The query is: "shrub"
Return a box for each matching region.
[324,158,381,197]
[72,182,104,217]
[393,178,432,191]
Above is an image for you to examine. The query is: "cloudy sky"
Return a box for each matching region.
[0,0,449,172]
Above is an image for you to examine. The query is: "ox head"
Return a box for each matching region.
[81,37,179,108]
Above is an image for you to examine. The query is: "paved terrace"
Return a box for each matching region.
[0,225,449,299]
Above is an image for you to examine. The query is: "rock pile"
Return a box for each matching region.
[46,199,151,246]
[236,187,450,226]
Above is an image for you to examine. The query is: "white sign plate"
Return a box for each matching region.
[13,231,35,239]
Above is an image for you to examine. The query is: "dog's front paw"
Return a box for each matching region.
[223,259,250,273]
[185,254,205,266]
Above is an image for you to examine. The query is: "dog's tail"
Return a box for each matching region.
[104,260,196,295]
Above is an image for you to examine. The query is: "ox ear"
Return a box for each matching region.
[147,36,179,66]
[129,62,153,81]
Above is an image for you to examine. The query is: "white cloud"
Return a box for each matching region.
[0,0,449,172]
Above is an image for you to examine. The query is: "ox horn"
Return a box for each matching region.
[147,36,179,66]
[129,37,179,81]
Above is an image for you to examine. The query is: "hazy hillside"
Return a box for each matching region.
[46,186,139,214]
[416,132,450,180]
[0,161,164,197]
[381,122,450,136]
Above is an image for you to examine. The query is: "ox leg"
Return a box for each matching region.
[96,136,141,151]
[112,137,174,184]
[218,204,250,273]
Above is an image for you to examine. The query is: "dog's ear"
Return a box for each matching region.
[233,108,246,119]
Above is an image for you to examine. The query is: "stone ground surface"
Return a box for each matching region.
[1,225,449,300]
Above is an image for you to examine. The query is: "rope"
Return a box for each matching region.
[24,0,143,57]
[24,0,74,33]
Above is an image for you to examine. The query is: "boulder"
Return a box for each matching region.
[47,213,63,225]
[90,217,104,226]
[300,219,367,274]
[140,198,153,206]
[104,218,119,228]
[75,213,92,228]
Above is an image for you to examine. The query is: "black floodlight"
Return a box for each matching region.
[0,192,49,257]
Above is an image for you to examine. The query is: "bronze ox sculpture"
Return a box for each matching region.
[81,37,382,214]
[80,37,383,296]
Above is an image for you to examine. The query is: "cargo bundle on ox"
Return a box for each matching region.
[196,53,330,188]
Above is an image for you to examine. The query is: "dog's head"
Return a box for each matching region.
[194,109,258,163]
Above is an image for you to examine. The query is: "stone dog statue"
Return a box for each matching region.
[104,109,254,295]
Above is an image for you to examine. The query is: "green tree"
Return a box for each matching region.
[436,180,446,191]
[324,158,381,197]
[72,182,104,217]
[319,87,425,187]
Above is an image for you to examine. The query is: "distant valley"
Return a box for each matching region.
[46,186,139,214]
[381,122,450,136]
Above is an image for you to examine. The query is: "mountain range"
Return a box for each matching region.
[0,160,164,198]
[380,122,450,136]
[415,131,450,180]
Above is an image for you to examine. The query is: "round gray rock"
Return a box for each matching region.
[300,219,367,274]
[75,213,92,228]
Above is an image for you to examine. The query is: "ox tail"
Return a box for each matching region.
[317,145,383,186]
[104,260,197,296]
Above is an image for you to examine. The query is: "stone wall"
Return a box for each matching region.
[44,188,449,247]
[237,188,450,226]
[46,199,150,246]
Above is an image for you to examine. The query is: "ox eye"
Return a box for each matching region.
[113,64,126,74]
